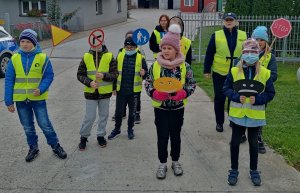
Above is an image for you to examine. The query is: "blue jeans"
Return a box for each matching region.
[16,100,58,147]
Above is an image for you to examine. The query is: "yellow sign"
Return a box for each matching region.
[0,19,5,25]
[153,77,182,93]
[51,25,72,46]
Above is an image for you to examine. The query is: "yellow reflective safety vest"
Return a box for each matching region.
[212,30,247,75]
[83,52,113,94]
[153,29,167,59]
[180,36,191,58]
[116,51,143,93]
[229,66,271,120]
[151,61,187,107]
[259,52,272,68]
[12,53,48,101]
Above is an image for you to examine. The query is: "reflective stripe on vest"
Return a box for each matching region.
[212,30,247,75]
[259,52,272,68]
[180,36,191,58]
[12,53,48,101]
[83,52,113,94]
[229,66,271,120]
[116,51,142,92]
[151,61,187,107]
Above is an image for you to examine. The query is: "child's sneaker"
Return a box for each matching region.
[97,136,107,147]
[134,114,141,124]
[249,170,262,186]
[78,137,88,151]
[156,164,167,179]
[128,129,135,140]
[25,145,39,162]
[241,134,247,143]
[108,129,121,140]
[52,143,67,159]
[171,162,183,176]
[227,169,239,186]
[258,141,266,154]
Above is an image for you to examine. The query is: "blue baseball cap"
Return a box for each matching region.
[223,12,237,20]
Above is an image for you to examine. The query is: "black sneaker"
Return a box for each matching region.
[97,136,107,148]
[258,141,266,154]
[108,129,121,140]
[78,137,88,151]
[216,124,224,132]
[249,170,262,186]
[25,145,39,162]
[134,114,141,124]
[128,129,135,140]
[241,134,247,143]
[227,169,239,186]
[52,143,67,159]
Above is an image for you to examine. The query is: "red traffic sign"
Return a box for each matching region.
[88,29,104,48]
[270,18,292,39]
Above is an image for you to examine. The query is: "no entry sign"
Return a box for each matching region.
[88,29,104,48]
[270,18,292,39]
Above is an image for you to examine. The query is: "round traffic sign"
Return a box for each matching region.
[132,28,150,46]
[88,29,105,48]
[270,18,292,39]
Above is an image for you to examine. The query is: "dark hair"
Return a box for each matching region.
[169,16,184,37]
[159,14,170,28]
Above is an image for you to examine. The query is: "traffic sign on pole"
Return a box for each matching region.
[270,18,292,39]
[88,29,105,48]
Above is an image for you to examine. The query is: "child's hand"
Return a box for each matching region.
[96,72,104,80]
[33,89,40,96]
[204,73,211,79]
[112,90,116,96]
[7,105,15,113]
[90,81,98,89]
[140,69,145,76]
[250,96,255,104]
[240,95,246,104]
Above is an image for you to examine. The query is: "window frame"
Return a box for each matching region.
[184,0,194,6]
[20,0,47,16]
[96,0,103,15]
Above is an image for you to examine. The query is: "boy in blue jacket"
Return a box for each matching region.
[4,29,67,162]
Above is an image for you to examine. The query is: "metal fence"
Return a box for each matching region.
[180,12,300,62]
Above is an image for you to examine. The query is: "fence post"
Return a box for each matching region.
[37,21,43,41]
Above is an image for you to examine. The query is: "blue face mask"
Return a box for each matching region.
[125,50,137,56]
[241,53,259,66]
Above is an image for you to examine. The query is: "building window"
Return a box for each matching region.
[96,0,103,15]
[117,0,121,12]
[20,0,47,16]
[184,0,194,6]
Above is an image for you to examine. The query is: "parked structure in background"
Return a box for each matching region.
[129,0,180,9]
[0,0,127,37]
[181,0,224,13]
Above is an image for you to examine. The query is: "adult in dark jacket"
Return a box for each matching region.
[203,12,247,132]
[108,37,148,140]
[77,45,118,150]
[149,14,169,59]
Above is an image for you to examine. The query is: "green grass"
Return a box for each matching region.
[192,61,300,171]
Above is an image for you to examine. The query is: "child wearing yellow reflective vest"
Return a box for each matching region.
[77,44,118,150]
[223,38,275,186]
[4,29,67,162]
[108,37,148,140]
[145,24,196,180]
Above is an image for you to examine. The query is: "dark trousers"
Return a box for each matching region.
[116,94,141,117]
[230,122,259,170]
[212,72,227,125]
[115,93,136,131]
[154,108,184,163]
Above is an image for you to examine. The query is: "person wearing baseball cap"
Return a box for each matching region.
[223,38,275,186]
[203,12,247,132]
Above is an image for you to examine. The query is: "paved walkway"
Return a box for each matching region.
[0,9,299,193]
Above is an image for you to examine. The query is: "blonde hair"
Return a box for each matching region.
[236,59,261,81]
